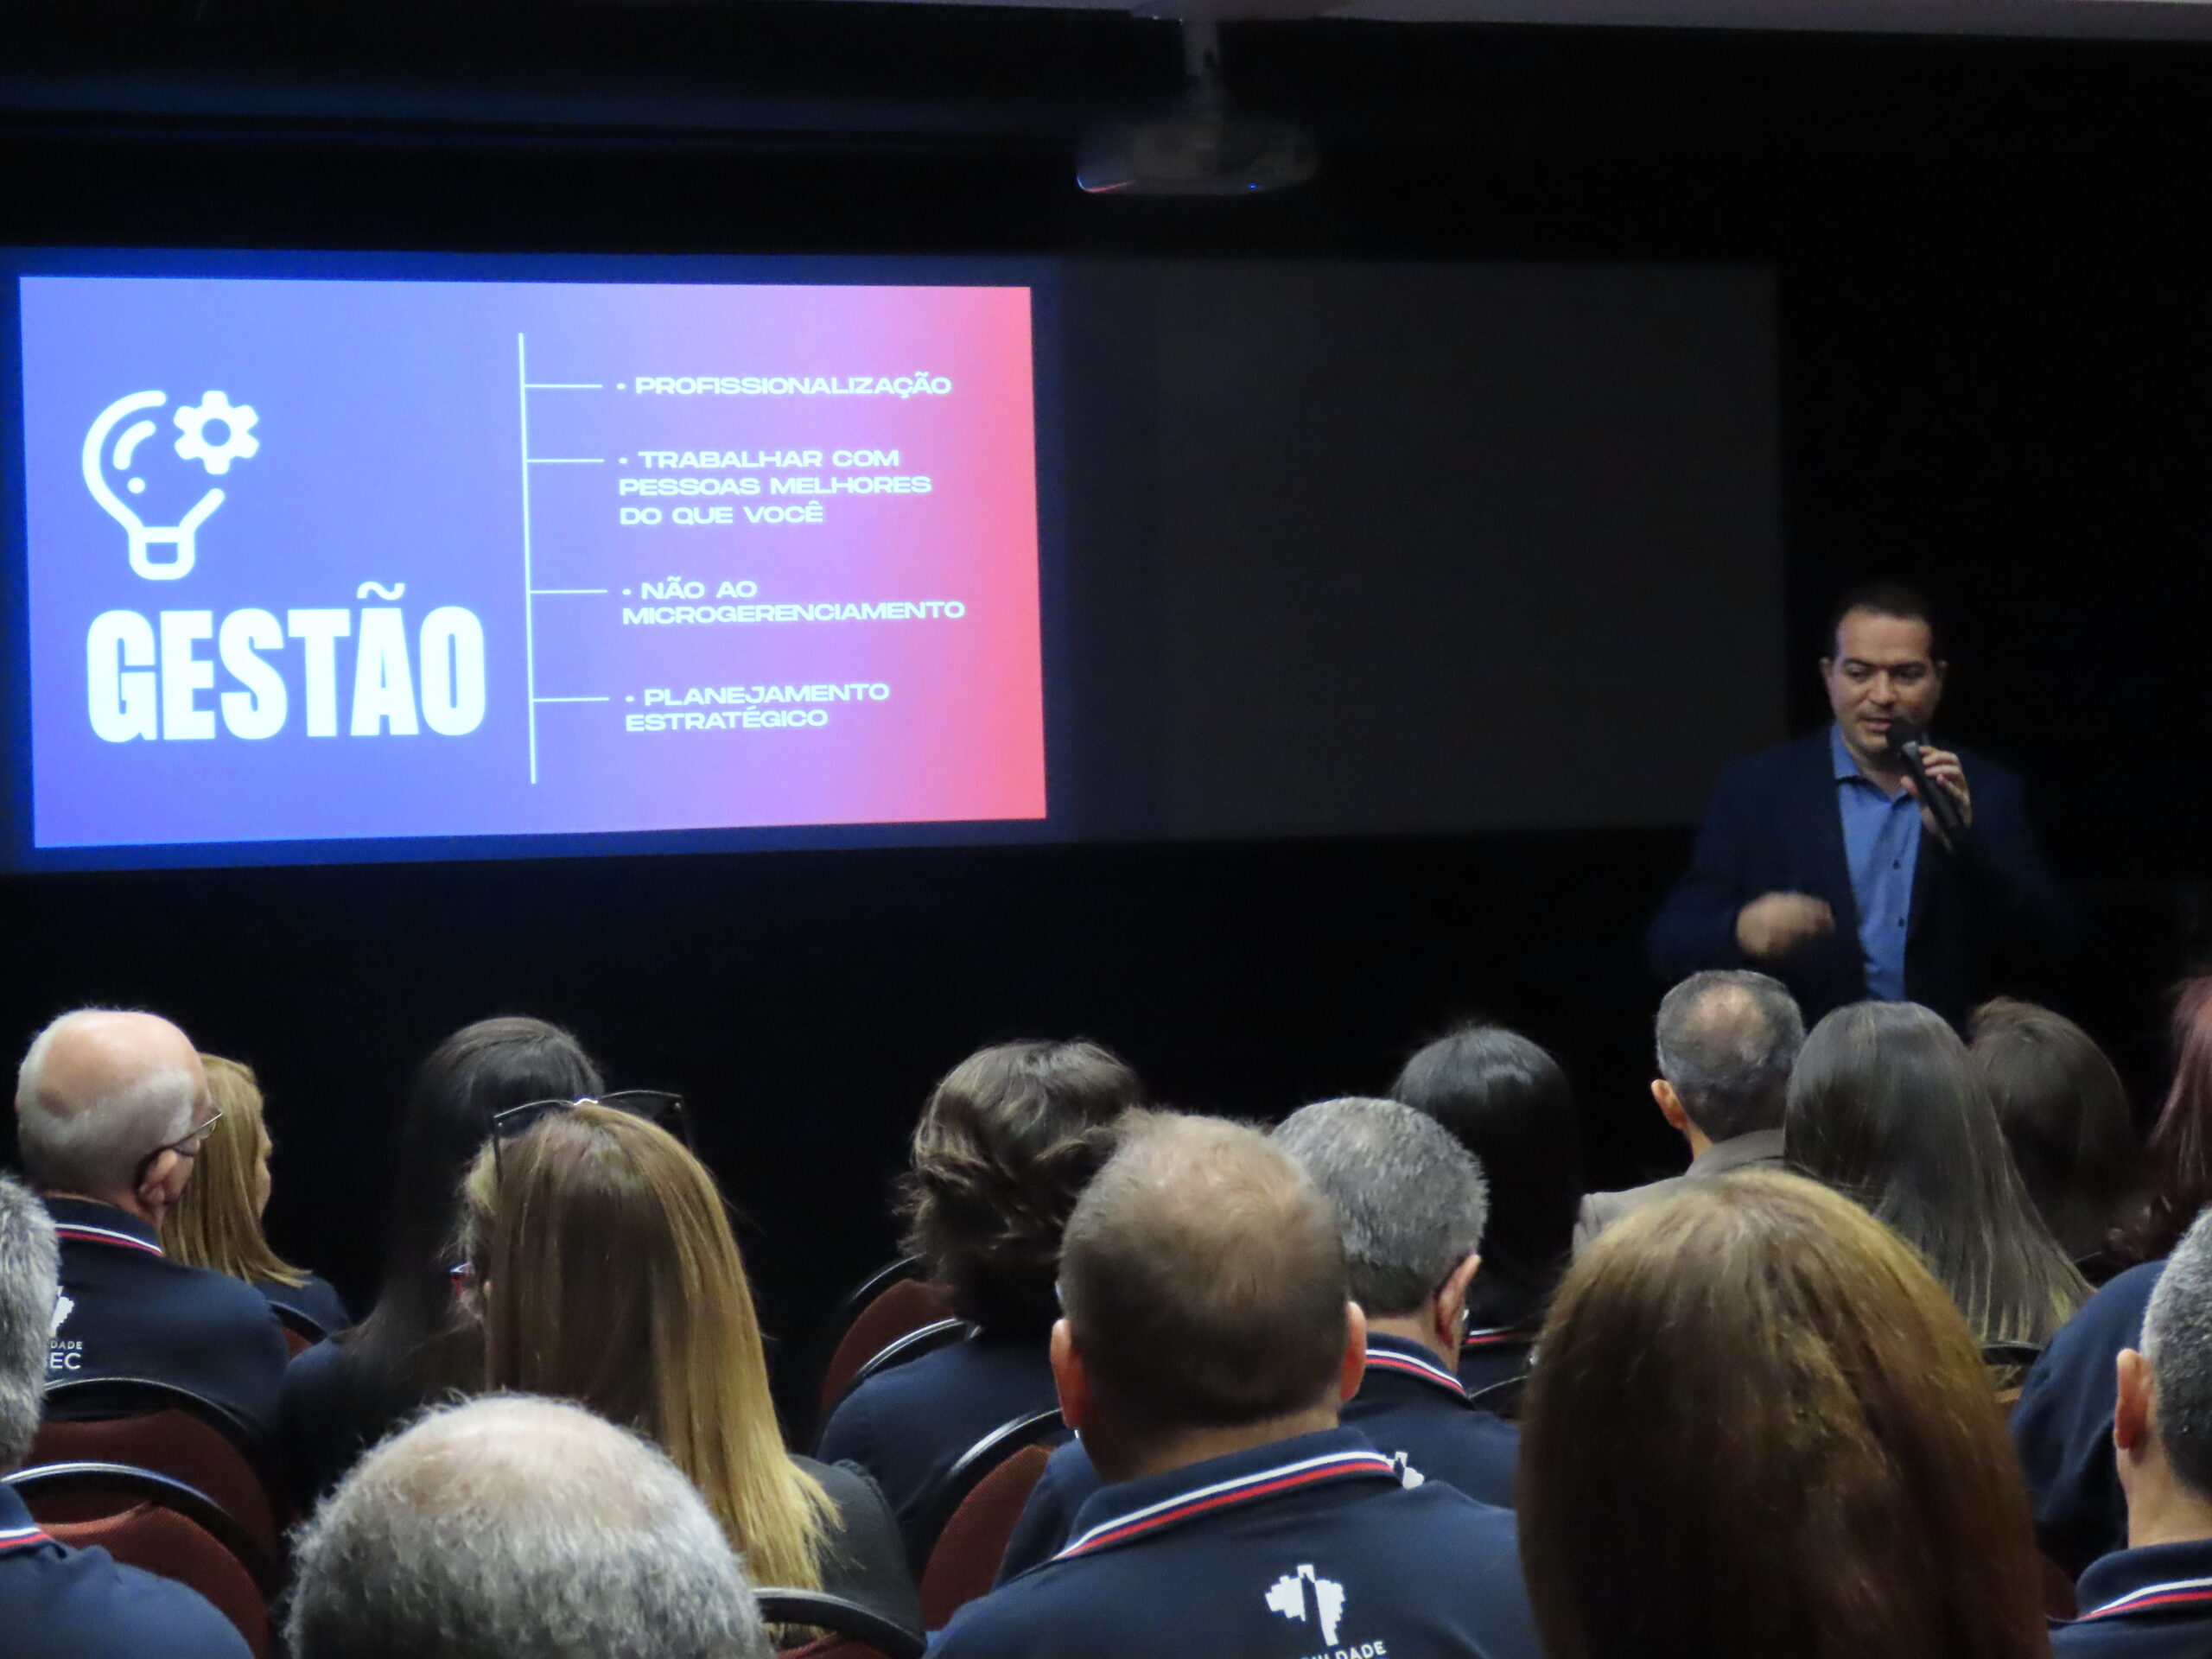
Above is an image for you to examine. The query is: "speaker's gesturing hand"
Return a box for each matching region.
[1735,892,1834,961]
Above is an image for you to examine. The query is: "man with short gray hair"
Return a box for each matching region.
[2057,1210,2212,1655]
[285,1395,772,1659]
[0,1170,251,1657]
[15,1009,287,1442]
[1574,970,1802,1252]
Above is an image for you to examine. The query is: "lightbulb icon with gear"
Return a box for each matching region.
[82,389,261,581]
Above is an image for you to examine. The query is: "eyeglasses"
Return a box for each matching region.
[134,1109,224,1187]
[488,1090,690,1180]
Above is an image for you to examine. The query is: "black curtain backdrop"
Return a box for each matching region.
[3,6,2209,1429]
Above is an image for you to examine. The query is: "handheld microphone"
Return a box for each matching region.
[1885,718,1968,845]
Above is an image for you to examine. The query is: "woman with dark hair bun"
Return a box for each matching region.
[1786,1000,2087,1376]
[1391,1024,1582,1382]
[276,1014,603,1508]
[816,1039,1138,1554]
[1967,998,2143,1284]
[2112,975,2212,1269]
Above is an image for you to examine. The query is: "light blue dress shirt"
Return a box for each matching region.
[1830,723,1920,1001]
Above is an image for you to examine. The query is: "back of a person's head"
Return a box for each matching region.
[1655,970,1803,1142]
[1519,1171,2050,1659]
[1271,1096,1487,1319]
[2118,975,2212,1266]
[14,1007,201,1198]
[0,1173,60,1472]
[2142,1206,2212,1505]
[1059,1111,1346,1431]
[346,1017,602,1414]
[1785,1000,2086,1348]
[162,1054,308,1289]
[462,1105,830,1591]
[1389,1023,1581,1316]
[1967,998,2142,1266]
[901,1038,1140,1334]
[284,1395,770,1659]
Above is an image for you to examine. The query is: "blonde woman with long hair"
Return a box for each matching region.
[162,1054,349,1337]
[460,1103,918,1626]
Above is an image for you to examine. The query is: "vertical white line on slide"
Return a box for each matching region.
[517,333,540,785]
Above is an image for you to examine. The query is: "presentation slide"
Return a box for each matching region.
[13,271,1047,855]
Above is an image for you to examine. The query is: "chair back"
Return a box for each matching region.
[9,1462,275,1657]
[758,1588,926,1659]
[35,1376,283,1558]
[914,1408,1068,1624]
[831,1319,972,1422]
[1467,1373,1528,1421]
[815,1258,955,1426]
[272,1302,330,1352]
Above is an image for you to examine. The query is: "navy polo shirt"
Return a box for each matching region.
[2014,1260,2163,1575]
[44,1197,289,1448]
[2054,1536,2212,1658]
[0,1484,251,1659]
[815,1328,1057,1558]
[938,1426,1538,1659]
[996,1334,1520,1586]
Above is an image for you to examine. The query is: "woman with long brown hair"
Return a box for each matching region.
[162,1054,350,1336]
[461,1103,918,1624]
[1518,1171,2053,1659]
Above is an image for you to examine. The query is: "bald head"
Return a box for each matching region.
[286,1395,769,1659]
[16,1010,205,1201]
[1654,971,1803,1142]
[1059,1112,1349,1431]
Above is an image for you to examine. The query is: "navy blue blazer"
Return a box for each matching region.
[937,1427,1538,1659]
[1647,729,2070,1025]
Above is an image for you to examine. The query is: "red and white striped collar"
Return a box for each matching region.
[1056,1444,1401,1561]
[1362,1342,1467,1400]
[0,1522,54,1556]
[53,1221,163,1258]
[2077,1573,2212,1622]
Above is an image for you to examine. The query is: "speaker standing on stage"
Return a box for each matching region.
[1647,584,2070,1027]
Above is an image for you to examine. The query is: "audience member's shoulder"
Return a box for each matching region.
[2033,1260,2164,1375]
[259,1274,350,1338]
[0,1537,252,1659]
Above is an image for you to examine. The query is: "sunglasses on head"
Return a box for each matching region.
[487,1090,690,1177]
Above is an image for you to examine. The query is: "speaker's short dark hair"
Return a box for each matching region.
[1827,582,1942,660]
[1059,1112,1347,1432]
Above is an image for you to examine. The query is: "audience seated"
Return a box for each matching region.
[13,1010,288,1445]
[1574,969,1801,1251]
[2050,1207,2212,1656]
[459,1103,921,1631]
[283,1395,771,1659]
[1519,1170,2052,1659]
[816,1039,1136,1555]
[1786,999,2089,1375]
[0,1170,250,1659]
[277,1014,602,1508]
[996,1095,1516,1580]
[934,1112,1538,1658]
[1969,999,2144,1286]
[1392,1023,1582,1384]
[2111,976,2212,1271]
[162,1055,349,1337]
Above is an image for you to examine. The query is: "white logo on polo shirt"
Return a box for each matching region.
[1266,1565,1346,1647]
[49,1294,73,1335]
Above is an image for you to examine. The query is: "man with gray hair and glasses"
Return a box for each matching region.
[286,1395,772,1659]
[0,1171,251,1656]
[15,1009,287,1443]
[995,1097,1516,1580]
[2057,1208,2212,1655]
[1574,969,1803,1252]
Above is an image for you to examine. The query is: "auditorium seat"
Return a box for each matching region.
[8,1461,276,1658]
[815,1257,955,1428]
[758,1586,926,1659]
[35,1376,284,1560]
[272,1302,329,1357]
[1459,1323,1539,1398]
[1467,1372,1528,1422]
[914,1408,1067,1625]
[825,1318,974,1427]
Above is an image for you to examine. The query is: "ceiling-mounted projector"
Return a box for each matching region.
[1077,21,1316,195]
